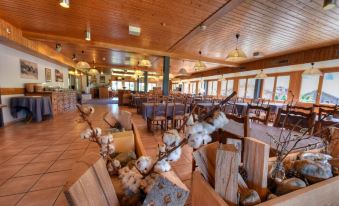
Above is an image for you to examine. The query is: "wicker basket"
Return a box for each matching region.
[25,83,35,93]
[34,84,44,92]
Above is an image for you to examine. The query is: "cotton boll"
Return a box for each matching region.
[94,127,102,137]
[119,166,130,178]
[202,133,212,145]
[162,129,181,147]
[201,121,216,134]
[80,128,92,139]
[100,134,113,144]
[158,144,166,154]
[186,114,198,126]
[154,159,171,172]
[166,147,182,162]
[211,111,229,129]
[100,143,115,155]
[135,156,153,174]
[188,133,204,149]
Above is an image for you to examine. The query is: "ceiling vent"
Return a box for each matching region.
[253,51,264,58]
[129,25,141,36]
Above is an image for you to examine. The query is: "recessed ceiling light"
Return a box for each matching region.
[129,25,141,36]
[59,0,70,8]
[160,22,167,26]
[199,24,207,31]
[102,57,106,61]
[85,30,91,41]
[323,0,337,10]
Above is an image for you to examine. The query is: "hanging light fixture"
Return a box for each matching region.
[138,57,152,67]
[302,62,323,76]
[85,30,91,41]
[76,61,91,69]
[193,51,207,71]
[176,68,189,77]
[323,0,337,10]
[134,70,144,77]
[255,69,268,79]
[226,33,247,61]
[59,0,70,8]
[218,74,224,81]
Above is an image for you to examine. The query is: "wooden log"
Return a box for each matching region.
[243,137,269,200]
[142,171,189,206]
[238,173,248,194]
[193,142,219,187]
[215,144,239,206]
[64,152,120,206]
[329,127,339,158]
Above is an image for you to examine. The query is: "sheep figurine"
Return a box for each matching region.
[135,156,153,174]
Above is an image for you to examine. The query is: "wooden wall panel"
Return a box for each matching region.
[0,88,24,95]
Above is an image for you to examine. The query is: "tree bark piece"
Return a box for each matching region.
[215,144,239,206]
[193,142,220,187]
[243,137,269,200]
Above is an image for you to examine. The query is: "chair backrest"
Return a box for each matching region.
[64,152,119,206]
[274,107,316,134]
[246,104,271,125]
[152,98,168,118]
[287,104,314,114]
[314,104,338,119]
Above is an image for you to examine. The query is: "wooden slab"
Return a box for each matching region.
[64,152,120,206]
[215,144,239,206]
[191,171,229,206]
[193,142,219,187]
[243,137,269,200]
[329,127,339,158]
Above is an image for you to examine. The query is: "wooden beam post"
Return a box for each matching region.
[215,144,239,206]
[162,56,170,96]
[243,137,269,200]
[144,71,148,92]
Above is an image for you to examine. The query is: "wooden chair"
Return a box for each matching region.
[147,99,168,132]
[246,104,271,125]
[170,98,189,130]
[274,106,316,134]
[64,152,120,206]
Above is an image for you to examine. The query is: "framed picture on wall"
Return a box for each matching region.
[20,59,38,80]
[45,68,52,82]
[55,69,64,82]
[100,75,105,83]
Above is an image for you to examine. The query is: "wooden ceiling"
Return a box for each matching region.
[0,0,338,74]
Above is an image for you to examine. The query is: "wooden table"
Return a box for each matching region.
[222,120,322,153]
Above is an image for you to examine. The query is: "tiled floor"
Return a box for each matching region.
[0,104,192,205]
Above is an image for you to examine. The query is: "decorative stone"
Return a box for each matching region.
[275,178,306,196]
[294,159,333,183]
[298,152,333,164]
[239,189,261,206]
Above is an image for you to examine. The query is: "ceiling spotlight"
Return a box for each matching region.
[129,25,141,36]
[59,0,70,8]
[55,43,62,53]
[85,30,91,41]
[323,0,337,10]
[199,24,207,31]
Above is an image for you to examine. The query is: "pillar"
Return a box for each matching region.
[136,78,140,92]
[144,71,148,92]
[254,79,262,99]
[163,56,170,96]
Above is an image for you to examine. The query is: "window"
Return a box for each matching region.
[189,82,196,94]
[207,80,218,96]
[124,82,135,91]
[245,78,256,99]
[111,81,123,90]
[148,83,157,92]
[198,81,205,94]
[226,80,234,96]
[238,79,246,98]
[262,77,275,99]
[172,83,179,91]
[139,83,144,92]
[182,82,189,94]
[299,75,320,103]
[221,79,234,96]
[274,76,290,101]
[321,72,339,104]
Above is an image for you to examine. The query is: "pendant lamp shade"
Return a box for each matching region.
[302,63,323,76]
[255,70,268,79]
[177,68,189,76]
[138,58,152,67]
[193,51,207,71]
[88,68,99,75]
[226,34,247,61]
[59,0,70,8]
[76,61,91,69]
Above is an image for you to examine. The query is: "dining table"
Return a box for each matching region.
[234,102,286,116]
[141,102,187,119]
[222,120,322,154]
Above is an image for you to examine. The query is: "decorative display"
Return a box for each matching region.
[45,68,52,82]
[20,59,38,79]
[55,69,63,82]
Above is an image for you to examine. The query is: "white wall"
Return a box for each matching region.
[0,43,69,124]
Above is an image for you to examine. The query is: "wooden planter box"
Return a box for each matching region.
[191,140,339,206]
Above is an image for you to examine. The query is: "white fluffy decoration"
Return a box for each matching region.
[186,121,213,149]
[82,105,95,115]
[162,129,181,147]
[201,122,216,134]
[80,128,92,139]
[100,143,115,155]
[187,132,204,149]
[211,111,229,129]
[140,174,157,193]
[94,127,102,137]
[99,134,113,144]
[166,147,182,162]
[154,159,171,173]
[136,156,153,174]
[158,144,166,153]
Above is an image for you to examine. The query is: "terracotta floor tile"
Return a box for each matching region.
[22,146,49,154]
[16,187,62,206]
[47,159,75,172]
[53,192,68,206]
[15,162,54,177]
[58,149,83,160]
[31,170,71,191]
[0,174,40,196]
[0,193,25,206]
[46,144,69,153]
[3,154,38,165]
[0,164,25,184]
[31,152,62,163]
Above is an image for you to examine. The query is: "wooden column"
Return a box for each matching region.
[136,78,140,92]
[254,79,262,99]
[162,56,170,96]
[243,137,269,200]
[144,71,148,92]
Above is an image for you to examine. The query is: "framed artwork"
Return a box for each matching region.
[20,59,38,79]
[55,69,64,82]
[100,75,105,83]
[45,68,52,82]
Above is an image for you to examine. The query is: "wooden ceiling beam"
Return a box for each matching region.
[167,0,245,52]
[22,31,239,67]
[91,63,161,73]
[0,19,75,68]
